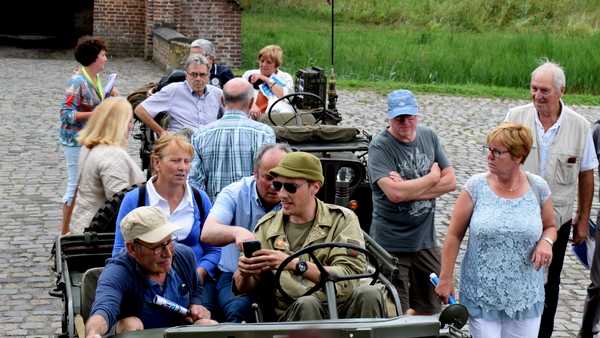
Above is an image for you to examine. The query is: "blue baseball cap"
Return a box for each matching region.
[387,89,419,119]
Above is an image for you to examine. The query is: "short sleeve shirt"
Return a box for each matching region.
[140,81,224,131]
[367,125,451,252]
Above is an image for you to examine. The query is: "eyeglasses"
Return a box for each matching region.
[393,115,417,122]
[186,72,209,78]
[134,236,177,255]
[483,145,511,159]
[272,180,309,194]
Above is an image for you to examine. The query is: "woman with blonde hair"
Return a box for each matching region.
[112,134,220,284]
[436,122,557,337]
[67,97,144,234]
[242,45,294,117]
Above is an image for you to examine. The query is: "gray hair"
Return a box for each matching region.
[185,54,209,71]
[223,81,254,107]
[190,39,216,58]
[532,59,566,92]
[254,143,292,172]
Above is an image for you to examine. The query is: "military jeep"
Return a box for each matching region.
[129,66,374,232]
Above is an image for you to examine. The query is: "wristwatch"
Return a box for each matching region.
[294,258,308,276]
[268,78,276,88]
[540,237,554,246]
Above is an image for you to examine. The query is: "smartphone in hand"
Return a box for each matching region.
[243,240,262,258]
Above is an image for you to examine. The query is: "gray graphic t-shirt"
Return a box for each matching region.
[367,125,451,252]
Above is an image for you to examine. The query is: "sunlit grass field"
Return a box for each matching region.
[240,0,600,104]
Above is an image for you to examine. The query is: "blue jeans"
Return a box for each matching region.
[61,145,81,205]
[202,270,256,323]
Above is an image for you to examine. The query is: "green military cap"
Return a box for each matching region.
[269,152,324,184]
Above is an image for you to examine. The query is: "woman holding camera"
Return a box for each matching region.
[242,45,294,117]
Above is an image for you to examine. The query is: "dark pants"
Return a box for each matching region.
[279,285,387,321]
[579,223,600,338]
[202,270,256,323]
[538,220,571,338]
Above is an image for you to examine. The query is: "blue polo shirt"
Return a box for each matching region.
[140,268,189,329]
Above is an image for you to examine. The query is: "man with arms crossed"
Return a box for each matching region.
[505,61,598,338]
[367,89,456,316]
[200,143,291,322]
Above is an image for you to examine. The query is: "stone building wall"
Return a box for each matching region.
[93,0,242,70]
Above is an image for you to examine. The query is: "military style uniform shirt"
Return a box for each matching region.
[234,198,366,317]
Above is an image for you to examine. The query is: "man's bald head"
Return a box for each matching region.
[222,78,255,112]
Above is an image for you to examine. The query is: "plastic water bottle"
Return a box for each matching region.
[429,272,456,305]
[152,295,191,317]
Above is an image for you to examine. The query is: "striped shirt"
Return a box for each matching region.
[188,109,276,202]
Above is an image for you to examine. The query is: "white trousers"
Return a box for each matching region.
[468,315,541,338]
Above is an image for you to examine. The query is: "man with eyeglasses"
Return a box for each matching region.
[189,39,234,89]
[233,152,386,321]
[504,61,598,338]
[188,78,276,202]
[198,143,290,323]
[135,54,225,138]
[85,206,216,338]
[146,39,235,97]
[367,89,456,316]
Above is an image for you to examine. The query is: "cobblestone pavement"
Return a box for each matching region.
[0,56,598,337]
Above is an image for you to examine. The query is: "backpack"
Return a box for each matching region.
[137,183,205,224]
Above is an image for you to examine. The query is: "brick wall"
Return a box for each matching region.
[94,0,146,57]
[179,0,243,70]
[92,0,242,70]
[153,34,171,70]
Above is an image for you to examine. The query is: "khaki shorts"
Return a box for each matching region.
[381,247,442,314]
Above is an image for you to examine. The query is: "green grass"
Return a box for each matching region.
[337,79,600,106]
[242,0,600,35]
[240,0,600,101]
[243,13,600,95]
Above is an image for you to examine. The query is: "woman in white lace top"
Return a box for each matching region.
[435,122,557,338]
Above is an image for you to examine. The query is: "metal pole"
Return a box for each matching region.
[331,0,334,75]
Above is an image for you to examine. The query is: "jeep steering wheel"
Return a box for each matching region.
[274,242,379,303]
[267,92,327,126]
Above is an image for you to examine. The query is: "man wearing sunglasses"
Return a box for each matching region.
[233,152,386,321]
[198,143,291,323]
[85,206,216,338]
[135,54,225,138]
[367,89,456,317]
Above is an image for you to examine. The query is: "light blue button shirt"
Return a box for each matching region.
[207,176,282,273]
[141,81,225,131]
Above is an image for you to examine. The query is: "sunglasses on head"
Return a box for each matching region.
[272,180,309,194]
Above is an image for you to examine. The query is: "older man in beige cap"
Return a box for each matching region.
[233,152,386,321]
[85,206,216,338]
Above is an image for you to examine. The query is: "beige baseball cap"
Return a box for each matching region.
[120,206,182,243]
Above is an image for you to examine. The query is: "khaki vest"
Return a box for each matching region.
[506,102,590,227]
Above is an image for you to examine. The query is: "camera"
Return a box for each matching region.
[248,76,264,90]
